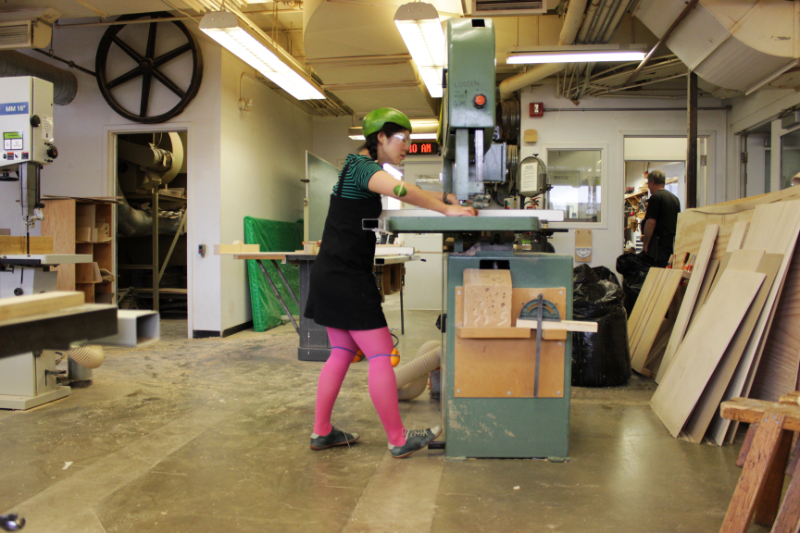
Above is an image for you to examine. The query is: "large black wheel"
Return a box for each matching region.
[95,12,203,124]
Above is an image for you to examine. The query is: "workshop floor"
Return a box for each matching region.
[0,295,765,533]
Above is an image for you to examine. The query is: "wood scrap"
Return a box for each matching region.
[650,269,765,438]
[0,291,85,323]
[682,253,781,444]
[709,200,800,445]
[629,268,667,355]
[657,224,719,383]
[627,268,663,341]
[0,236,54,255]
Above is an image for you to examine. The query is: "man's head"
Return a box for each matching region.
[647,170,666,195]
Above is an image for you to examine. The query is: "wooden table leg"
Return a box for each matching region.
[771,448,800,533]
[738,424,760,467]
[755,428,793,526]
[720,412,787,533]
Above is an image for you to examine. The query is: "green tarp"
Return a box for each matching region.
[243,216,304,332]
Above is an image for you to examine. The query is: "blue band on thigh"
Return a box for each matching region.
[331,346,358,355]
[367,353,392,361]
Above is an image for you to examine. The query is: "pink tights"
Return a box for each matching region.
[314,326,406,446]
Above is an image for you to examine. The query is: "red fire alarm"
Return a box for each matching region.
[530,102,544,117]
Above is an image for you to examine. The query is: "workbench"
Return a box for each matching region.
[231,248,414,361]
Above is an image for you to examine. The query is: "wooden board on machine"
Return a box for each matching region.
[0,291,85,323]
[462,269,513,328]
[454,286,567,399]
[0,236,54,255]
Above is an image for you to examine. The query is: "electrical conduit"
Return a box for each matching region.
[396,341,441,401]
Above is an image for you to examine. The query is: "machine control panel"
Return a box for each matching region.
[0,77,55,169]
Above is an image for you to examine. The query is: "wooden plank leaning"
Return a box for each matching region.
[0,291,85,323]
[656,224,719,384]
[630,269,683,374]
[650,269,765,438]
[709,201,800,445]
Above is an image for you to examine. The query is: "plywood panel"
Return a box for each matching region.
[453,286,567,398]
[0,236,53,255]
[713,200,800,444]
[630,270,683,374]
[726,221,750,252]
[651,269,765,438]
[627,268,661,339]
[683,254,782,444]
[690,259,720,324]
[657,224,719,383]
[751,243,800,402]
[463,269,512,328]
[629,268,666,354]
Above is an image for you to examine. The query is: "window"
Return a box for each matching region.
[781,128,800,190]
[546,149,602,223]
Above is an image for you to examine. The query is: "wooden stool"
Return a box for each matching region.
[719,393,800,533]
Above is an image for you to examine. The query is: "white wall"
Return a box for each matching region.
[520,83,727,274]
[218,52,313,332]
[311,116,361,169]
[0,24,225,336]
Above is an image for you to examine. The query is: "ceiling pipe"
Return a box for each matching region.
[623,0,699,87]
[499,0,588,101]
[577,0,602,43]
[588,0,614,43]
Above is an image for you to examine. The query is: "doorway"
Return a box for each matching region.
[114,130,188,316]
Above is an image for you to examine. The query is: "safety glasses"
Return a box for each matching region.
[392,133,411,148]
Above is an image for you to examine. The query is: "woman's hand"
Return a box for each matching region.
[444,205,477,217]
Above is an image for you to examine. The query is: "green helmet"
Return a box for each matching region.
[362,108,412,138]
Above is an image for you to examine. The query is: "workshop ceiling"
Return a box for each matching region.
[2,0,787,121]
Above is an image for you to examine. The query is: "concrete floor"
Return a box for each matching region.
[0,295,763,533]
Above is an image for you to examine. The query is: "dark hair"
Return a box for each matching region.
[359,122,409,160]
[648,170,666,186]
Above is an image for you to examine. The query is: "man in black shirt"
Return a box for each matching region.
[643,170,681,267]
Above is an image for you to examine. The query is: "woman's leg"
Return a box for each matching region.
[313,327,358,436]
[350,327,406,447]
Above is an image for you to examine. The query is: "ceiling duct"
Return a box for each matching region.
[634,0,799,94]
[471,0,546,16]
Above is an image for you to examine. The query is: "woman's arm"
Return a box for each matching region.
[368,171,476,216]
[420,189,461,206]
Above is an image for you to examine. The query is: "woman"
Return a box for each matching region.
[305,107,475,459]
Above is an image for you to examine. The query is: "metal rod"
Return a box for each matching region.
[158,210,187,284]
[539,106,728,112]
[152,189,159,312]
[623,0,699,87]
[56,16,190,28]
[256,260,299,333]
[687,70,698,209]
[270,259,300,309]
[534,294,543,398]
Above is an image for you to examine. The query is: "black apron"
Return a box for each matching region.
[303,161,386,330]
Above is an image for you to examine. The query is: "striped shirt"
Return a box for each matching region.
[332,154,382,200]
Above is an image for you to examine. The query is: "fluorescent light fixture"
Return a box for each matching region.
[348,120,439,141]
[382,163,404,178]
[507,44,648,65]
[394,3,445,98]
[199,11,324,100]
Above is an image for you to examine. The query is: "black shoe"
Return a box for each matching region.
[389,426,441,459]
[310,427,360,450]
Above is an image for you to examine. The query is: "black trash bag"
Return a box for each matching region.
[571,264,631,387]
[616,252,654,278]
[572,307,631,387]
[622,270,647,316]
[593,266,620,287]
[616,253,654,314]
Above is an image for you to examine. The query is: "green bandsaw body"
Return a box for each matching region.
[443,252,573,459]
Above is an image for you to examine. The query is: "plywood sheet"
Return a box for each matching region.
[726,221,750,252]
[690,259,719,323]
[683,254,782,444]
[630,270,683,374]
[453,286,567,398]
[751,243,800,402]
[0,236,54,255]
[463,269,513,328]
[630,268,667,354]
[657,224,719,384]
[627,268,663,341]
[650,269,765,438]
[713,200,800,444]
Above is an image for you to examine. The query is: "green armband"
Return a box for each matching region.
[393,183,407,197]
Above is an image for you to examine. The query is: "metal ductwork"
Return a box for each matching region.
[634,0,799,94]
[0,50,77,105]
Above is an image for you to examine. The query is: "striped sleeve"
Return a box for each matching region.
[351,157,382,192]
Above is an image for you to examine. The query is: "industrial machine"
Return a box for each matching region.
[374,19,574,459]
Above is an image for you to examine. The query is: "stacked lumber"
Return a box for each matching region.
[647,197,800,445]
